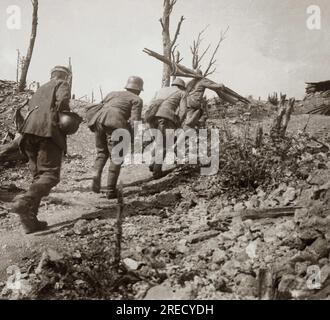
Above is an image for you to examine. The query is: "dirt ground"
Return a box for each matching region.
[0,113,330,300]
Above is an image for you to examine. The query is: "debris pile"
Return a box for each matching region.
[207,98,275,121]
[0,80,32,142]
[300,81,330,115]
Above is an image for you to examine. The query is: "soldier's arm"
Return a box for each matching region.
[178,92,187,123]
[202,78,225,91]
[55,81,71,112]
[130,97,143,124]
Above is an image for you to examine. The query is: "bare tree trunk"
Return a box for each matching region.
[159,0,184,87]
[270,95,295,139]
[68,57,73,92]
[18,0,38,92]
[161,0,172,87]
[16,50,20,84]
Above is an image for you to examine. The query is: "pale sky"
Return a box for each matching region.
[1,0,330,102]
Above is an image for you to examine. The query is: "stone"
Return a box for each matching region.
[307,237,330,259]
[307,169,330,186]
[294,261,310,276]
[233,202,246,212]
[281,187,297,205]
[47,248,63,262]
[321,265,330,285]
[164,225,182,233]
[144,283,174,300]
[212,249,227,264]
[245,240,259,260]
[205,238,219,251]
[221,260,241,278]
[176,239,188,254]
[244,196,260,210]
[318,258,329,267]
[257,189,266,201]
[185,230,220,244]
[73,219,89,235]
[35,249,63,274]
[263,227,278,243]
[156,191,181,207]
[235,274,258,297]
[278,274,299,296]
[123,258,140,271]
[235,250,250,263]
[144,282,195,300]
[209,273,228,292]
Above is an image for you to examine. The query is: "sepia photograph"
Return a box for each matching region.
[0,0,329,304]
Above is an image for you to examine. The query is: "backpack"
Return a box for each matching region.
[144,99,164,127]
[144,90,180,126]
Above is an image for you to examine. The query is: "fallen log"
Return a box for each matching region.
[143,47,250,105]
[241,207,301,221]
[185,230,220,244]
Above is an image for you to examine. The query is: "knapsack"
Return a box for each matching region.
[144,99,164,126]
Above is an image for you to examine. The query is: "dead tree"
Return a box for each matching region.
[18,0,38,92]
[68,57,73,92]
[16,50,20,84]
[143,47,250,105]
[160,0,184,87]
[270,95,295,139]
[189,26,229,77]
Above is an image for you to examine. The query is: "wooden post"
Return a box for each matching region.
[16,49,20,84]
[68,57,73,91]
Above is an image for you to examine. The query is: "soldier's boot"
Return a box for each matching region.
[11,195,47,234]
[19,213,48,235]
[106,164,121,200]
[91,169,103,194]
[148,163,155,173]
[152,164,163,179]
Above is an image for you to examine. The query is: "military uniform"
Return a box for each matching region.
[184,78,223,129]
[149,84,186,177]
[88,90,143,196]
[12,68,71,234]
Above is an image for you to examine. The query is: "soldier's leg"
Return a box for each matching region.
[106,128,124,199]
[12,134,39,215]
[153,118,176,178]
[149,118,162,173]
[92,123,109,193]
[11,136,61,234]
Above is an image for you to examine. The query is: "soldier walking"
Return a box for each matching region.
[183,69,224,129]
[87,76,144,198]
[149,78,187,178]
[11,66,75,234]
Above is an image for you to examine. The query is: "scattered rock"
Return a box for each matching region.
[185,230,220,244]
[144,282,195,300]
[281,187,297,205]
[212,249,227,264]
[123,258,140,271]
[235,274,258,297]
[73,220,89,235]
[321,265,330,285]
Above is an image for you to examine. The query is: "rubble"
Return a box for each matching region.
[1,81,330,300]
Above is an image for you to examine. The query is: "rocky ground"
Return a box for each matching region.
[0,83,329,300]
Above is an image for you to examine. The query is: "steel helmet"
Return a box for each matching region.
[171,78,186,89]
[51,66,71,77]
[58,112,82,135]
[125,76,144,91]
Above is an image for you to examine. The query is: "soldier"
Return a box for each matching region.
[183,70,224,129]
[88,76,144,198]
[11,66,73,234]
[149,78,187,178]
